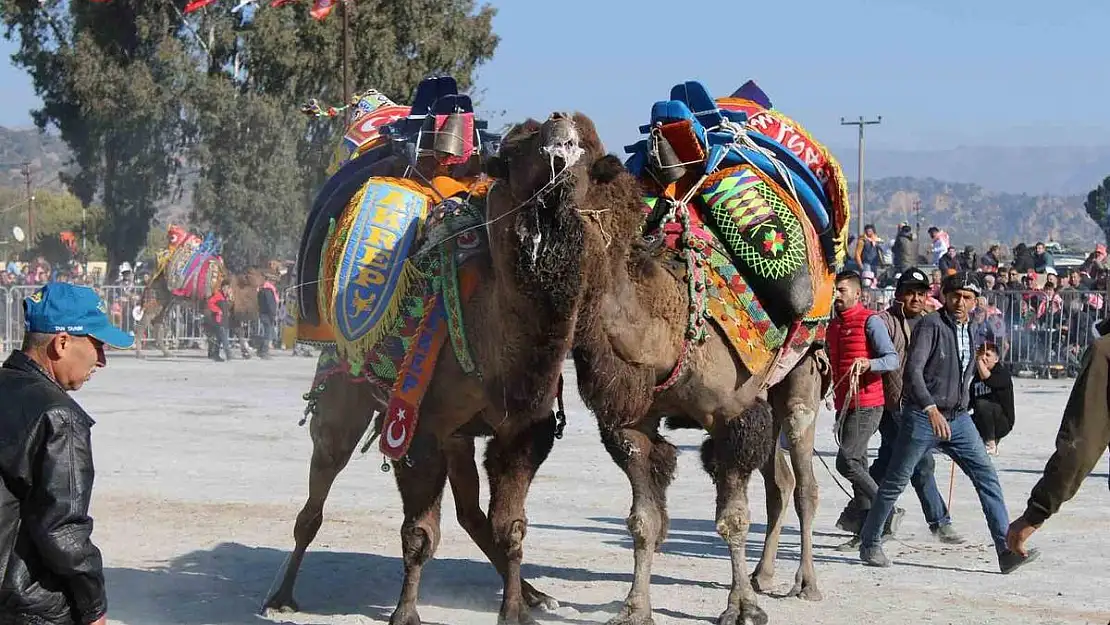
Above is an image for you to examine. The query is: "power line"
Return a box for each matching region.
[840,115,882,238]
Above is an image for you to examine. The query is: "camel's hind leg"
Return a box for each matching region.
[262,379,377,613]
[599,425,678,625]
[705,399,775,625]
[483,413,559,625]
[443,435,558,611]
[752,350,824,600]
[388,431,449,625]
[750,421,794,595]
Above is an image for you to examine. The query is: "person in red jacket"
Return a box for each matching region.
[205,280,233,362]
[828,270,900,548]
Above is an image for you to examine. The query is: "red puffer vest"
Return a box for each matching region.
[827,303,885,410]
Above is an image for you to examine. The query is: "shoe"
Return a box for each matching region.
[931,524,966,544]
[835,535,862,552]
[859,544,891,567]
[882,507,906,537]
[998,548,1039,574]
[835,507,862,535]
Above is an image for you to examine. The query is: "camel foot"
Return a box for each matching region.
[606,607,654,625]
[749,571,775,595]
[388,607,421,625]
[260,593,299,614]
[718,603,768,625]
[135,351,146,360]
[786,579,822,601]
[498,608,539,625]
[522,582,558,611]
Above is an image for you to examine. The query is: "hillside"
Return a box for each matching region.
[0,126,69,190]
[831,145,1110,196]
[851,177,1102,249]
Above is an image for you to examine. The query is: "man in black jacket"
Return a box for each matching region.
[856,272,1038,574]
[1,282,133,624]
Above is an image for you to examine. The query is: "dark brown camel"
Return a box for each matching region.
[263,137,592,624]
[484,112,832,625]
[134,264,267,359]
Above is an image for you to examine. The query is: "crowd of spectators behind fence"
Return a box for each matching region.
[845,224,1110,375]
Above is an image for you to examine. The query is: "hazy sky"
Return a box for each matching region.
[0,0,1106,153]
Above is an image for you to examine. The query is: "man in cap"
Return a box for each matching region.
[857,272,1038,573]
[869,267,964,544]
[1,282,133,624]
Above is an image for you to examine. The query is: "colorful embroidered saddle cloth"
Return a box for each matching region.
[160,233,224,301]
[303,184,489,461]
[627,80,849,386]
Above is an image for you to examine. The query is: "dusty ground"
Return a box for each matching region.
[69,351,1109,625]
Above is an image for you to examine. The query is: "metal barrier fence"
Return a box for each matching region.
[863,287,1106,378]
[1,284,277,354]
[1,285,1105,374]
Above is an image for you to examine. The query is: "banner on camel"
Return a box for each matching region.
[328,178,430,358]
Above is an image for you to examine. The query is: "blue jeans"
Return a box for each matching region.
[860,409,1010,553]
[870,409,951,530]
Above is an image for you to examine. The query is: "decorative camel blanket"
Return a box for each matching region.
[157,233,223,301]
[626,80,846,388]
[305,178,489,461]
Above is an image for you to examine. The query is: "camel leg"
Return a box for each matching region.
[483,414,559,625]
[236,323,253,359]
[599,426,678,625]
[707,401,774,625]
[262,381,375,613]
[783,414,821,600]
[389,435,449,625]
[749,423,794,595]
[443,436,558,611]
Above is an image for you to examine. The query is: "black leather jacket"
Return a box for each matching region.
[0,351,107,625]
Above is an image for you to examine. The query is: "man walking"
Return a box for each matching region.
[857,272,1038,573]
[1006,320,1110,556]
[828,270,899,547]
[871,267,964,544]
[1,282,133,624]
[256,276,279,360]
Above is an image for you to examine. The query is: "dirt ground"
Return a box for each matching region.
[74,351,1109,625]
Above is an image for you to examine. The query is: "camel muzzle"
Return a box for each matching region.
[540,113,584,172]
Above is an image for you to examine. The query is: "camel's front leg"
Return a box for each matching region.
[599,427,677,625]
[483,413,559,625]
[709,400,774,625]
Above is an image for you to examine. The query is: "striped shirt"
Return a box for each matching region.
[955,320,972,379]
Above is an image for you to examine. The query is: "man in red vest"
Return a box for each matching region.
[828,270,899,549]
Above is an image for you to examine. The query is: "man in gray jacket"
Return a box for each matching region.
[857,272,1038,573]
[870,268,964,544]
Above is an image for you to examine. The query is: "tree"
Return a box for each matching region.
[0,0,194,271]
[1084,176,1110,244]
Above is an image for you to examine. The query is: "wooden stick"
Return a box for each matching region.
[946,460,957,509]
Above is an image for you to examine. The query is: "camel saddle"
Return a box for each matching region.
[155,230,224,301]
[627,80,847,387]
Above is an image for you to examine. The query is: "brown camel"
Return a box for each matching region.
[263,135,590,624]
[134,263,266,359]
[484,111,835,625]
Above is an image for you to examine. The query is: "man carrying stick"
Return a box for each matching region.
[857,272,1038,573]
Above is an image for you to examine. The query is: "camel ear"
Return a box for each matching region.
[484,156,509,180]
[589,154,625,184]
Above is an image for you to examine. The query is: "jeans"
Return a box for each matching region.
[860,409,1010,553]
[835,405,884,513]
[870,409,951,530]
[258,314,276,355]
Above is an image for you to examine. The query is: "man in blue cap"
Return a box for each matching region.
[0,282,133,625]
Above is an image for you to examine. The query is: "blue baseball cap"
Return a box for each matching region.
[23,282,135,349]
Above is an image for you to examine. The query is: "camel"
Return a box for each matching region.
[483,111,837,625]
[263,103,591,624]
[134,261,268,359]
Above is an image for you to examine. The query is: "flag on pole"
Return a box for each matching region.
[184,0,219,13]
[310,0,336,20]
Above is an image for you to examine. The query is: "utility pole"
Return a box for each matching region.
[20,162,33,251]
[913,198,921,241]
[340,0,353,124]
[840,115,882,237]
